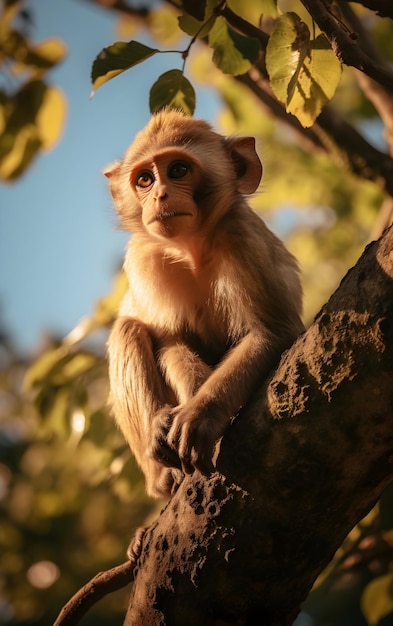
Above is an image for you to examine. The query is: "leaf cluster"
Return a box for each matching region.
[0,332,156,625]
[91,0,262,115]
[91,0,342,127]
[0,0,67,181]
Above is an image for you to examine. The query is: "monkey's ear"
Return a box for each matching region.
[103,161,121,179]
[225,137,263,194]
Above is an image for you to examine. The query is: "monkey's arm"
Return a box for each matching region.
[158,342,212,405]
[156,325,284,475]
[108,317,184,497]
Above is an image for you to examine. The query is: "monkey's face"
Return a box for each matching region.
[130,150,201,240]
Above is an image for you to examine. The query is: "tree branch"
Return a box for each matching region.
[236,70,327,151]
[317,107,393,194]
[300,0,393,91]
[341,0,393,20]
[336,3,393,155]
[53,561,134,626]
[83,0,149,18]
[236,69,393,195]
[220,4,269,47]
[123,225,393,625]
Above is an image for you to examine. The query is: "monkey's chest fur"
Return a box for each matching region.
[121,242,239,361]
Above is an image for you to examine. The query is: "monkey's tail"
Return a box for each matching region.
[52,526,147,626]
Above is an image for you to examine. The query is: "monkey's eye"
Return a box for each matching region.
[168,161,189,180]
[136,171,154,188]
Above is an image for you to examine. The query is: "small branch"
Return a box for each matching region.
[337,2,386,62]
[220,5,269,47]
[53,560,134,626]
[356,72,393,156]
[340,0,393,19]
[82,0,149,18]
[300,0,393,91]
[317,107,393,195]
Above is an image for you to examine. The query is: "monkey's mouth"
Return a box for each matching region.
[148,211,192,224]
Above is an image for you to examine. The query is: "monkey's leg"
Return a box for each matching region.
[108,317,182,497]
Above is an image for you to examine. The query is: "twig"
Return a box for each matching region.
[83,0,149,18]
[52,560,134,626]
[53,526,147,625]
[341,0,393,19]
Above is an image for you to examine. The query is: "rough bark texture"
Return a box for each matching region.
[124,226,393,626]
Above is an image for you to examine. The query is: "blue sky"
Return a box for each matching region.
[0,0,220,354]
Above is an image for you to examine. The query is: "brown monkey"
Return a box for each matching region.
[105,109,304,498]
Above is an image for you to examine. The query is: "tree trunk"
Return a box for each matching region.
[124,226,393,626]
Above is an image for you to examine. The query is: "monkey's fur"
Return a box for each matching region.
[105,110,303,497]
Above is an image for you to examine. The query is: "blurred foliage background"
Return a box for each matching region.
[1,0,393,624]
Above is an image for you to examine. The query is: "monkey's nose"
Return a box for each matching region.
[154,184,168,200]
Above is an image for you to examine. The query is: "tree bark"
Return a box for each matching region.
[124,226,393,625]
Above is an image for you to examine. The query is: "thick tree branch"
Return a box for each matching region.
[123,225,393,625]
[300,0,393,91]
[335,3,393,154]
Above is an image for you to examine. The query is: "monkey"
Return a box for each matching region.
[105,109,304,498]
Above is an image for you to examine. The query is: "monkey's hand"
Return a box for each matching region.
[149,405,183,471]
[166,401,228,476]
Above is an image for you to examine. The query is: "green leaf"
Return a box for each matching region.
[36,386,70,436]
[208,16,260,75]
[227,0,278,21]
[36,85,67,150]
[266,13,342,127]
[24,346,68,390]
[178,0,217,36]
[361,573,393,625]
[183,0,206,21]
[16,37,67,72]
[0,80,63,181]
[24,348,96,389]
[266,13,310,103]
[91,41,159,95]
[51,352,97,385]
[178,12,216,37]
[149,70,196,115]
